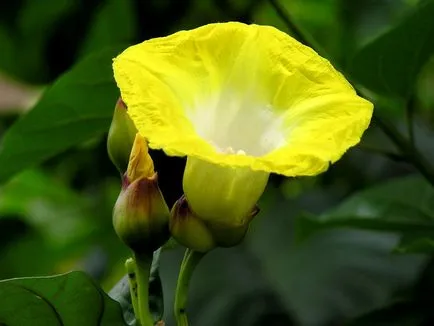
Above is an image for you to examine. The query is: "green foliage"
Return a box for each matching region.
[0,0,75,83]
[0,47,124,184]
[1,0,434,325]
[349,0,434,102]
[0,170,93,245]
[248,191,426,325]
[0,169,128,283]
[0,0,137,84]
[296,175,434,253]
[79,0,137,57]
[0,272,125,326]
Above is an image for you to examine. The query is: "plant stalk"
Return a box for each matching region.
[134,253,154,326]
[174,249,206,326]
[126,258,141,325]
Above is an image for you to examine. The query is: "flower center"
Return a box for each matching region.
[187,89,286,157]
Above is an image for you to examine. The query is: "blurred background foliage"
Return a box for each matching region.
[1,0,434,325]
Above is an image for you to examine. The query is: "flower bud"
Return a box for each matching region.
[107,98,138,173]
[183,157,269,227]
[112,134,170,254]
[169,195,215,253]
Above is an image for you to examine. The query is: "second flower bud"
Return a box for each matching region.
[170,195,259,252]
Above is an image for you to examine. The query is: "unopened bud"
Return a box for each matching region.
[107,98,138,173]
[170,195,215,253]
[112,134,170,254]
[113,174,169,253]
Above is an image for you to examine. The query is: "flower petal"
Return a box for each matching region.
[113,22,373,176]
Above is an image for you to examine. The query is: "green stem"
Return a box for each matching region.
[134,253,154,326]
[125,258,141,325]
[373,114,434,187]
[359,144,405,161]
[406,96,416,149]
[174,249,206,326]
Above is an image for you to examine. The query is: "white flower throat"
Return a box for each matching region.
[187,88,286,157]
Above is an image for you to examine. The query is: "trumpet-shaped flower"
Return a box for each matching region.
[113,22,373,228]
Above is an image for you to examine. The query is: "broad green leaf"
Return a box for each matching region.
[0,283,62,325]
[324,175,434,222]
[108,276,136,326]
[292,175,434,254]
[397,236,434,254]
[0,271,125,326]
[349,0,434,101]
[0,46,124,185]
[246,191,426,325]
[109,250,164,326]
[295,175,434,252]
[325,175,434,221]
[347,257,434,325]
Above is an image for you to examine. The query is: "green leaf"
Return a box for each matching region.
[109,250,164,326]
[0,46,125,185]
[251,227,425,325]
[0,271,126,326]
[296,175,434,252]
[0,283,62,325]
[396,235,434,254]
[347,256,434,325]
[108,276,136,326]
[246,190,426,325]
[297,176,434,241]
[349,0,434,100]
[325,175,434,223]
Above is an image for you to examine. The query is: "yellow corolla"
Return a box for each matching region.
[113,22,373,228]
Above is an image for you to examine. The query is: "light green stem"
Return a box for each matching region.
[125,258,141,325]
[134,253,154,326]
[174,249,206,326]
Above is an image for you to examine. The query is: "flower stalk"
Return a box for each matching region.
[134,253,155,326]
[126,258,140,325]
[174,249,206,326]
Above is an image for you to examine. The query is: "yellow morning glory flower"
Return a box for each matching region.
[113,22,373,229]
